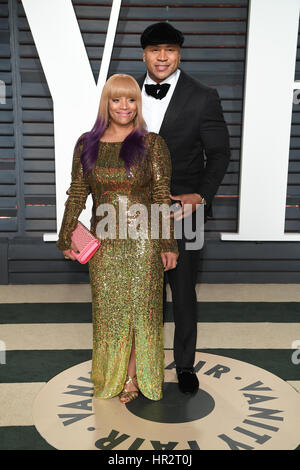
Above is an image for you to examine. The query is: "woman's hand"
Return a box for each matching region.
[62,240,79,261]
[161,252,178,271]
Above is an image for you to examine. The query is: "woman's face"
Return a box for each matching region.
[108,96,137,126]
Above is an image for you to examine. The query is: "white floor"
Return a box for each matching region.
[1,283,300,302]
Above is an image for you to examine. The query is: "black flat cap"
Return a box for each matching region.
[140,22,184,49]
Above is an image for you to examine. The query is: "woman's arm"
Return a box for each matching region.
[56,136,90,251]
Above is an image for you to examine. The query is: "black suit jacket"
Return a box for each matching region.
[137,70,231,221]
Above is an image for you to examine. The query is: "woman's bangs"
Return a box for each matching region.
[108,77,139,101]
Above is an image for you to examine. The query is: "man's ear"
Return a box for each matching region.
[142,52,146,62]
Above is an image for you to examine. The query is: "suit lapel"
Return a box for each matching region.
[137,74,146,90]
[159,70,192,137]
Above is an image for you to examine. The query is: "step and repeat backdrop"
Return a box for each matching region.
[0,0,300,284]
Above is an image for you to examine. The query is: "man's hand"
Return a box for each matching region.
[161,252,178,271]
[169,193,203,221]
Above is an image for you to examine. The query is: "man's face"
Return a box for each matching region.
[143,44,181,83]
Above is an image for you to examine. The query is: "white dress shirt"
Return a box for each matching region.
[141,68,181,133]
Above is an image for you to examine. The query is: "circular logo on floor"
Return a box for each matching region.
[33,351,300,450]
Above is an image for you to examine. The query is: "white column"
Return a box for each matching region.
[221,0,300,241]
[21,0,122,242]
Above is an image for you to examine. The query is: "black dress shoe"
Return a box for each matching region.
[176,367,199,394]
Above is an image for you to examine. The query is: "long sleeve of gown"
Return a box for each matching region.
[56,137,90,251]
[150,133,178,255]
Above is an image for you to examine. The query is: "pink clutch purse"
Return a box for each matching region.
[70,221,101,264]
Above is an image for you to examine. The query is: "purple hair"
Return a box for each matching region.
[78,116,148,177]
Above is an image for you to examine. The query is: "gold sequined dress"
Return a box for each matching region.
[56,132,178,401]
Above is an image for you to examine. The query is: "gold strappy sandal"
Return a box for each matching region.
[119,374,139,403]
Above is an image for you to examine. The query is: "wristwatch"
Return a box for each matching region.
[195,193,206,205]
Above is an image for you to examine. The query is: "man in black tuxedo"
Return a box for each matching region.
[137,22,231,394]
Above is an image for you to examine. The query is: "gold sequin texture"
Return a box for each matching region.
[56,132,178,400]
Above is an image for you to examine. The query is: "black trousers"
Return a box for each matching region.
[163,210,203,369]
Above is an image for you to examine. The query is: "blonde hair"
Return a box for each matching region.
[98,74,146,130]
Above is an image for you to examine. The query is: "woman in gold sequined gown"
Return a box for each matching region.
[56,74,178,402]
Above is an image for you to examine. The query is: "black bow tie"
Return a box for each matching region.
[145,83,171,100]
